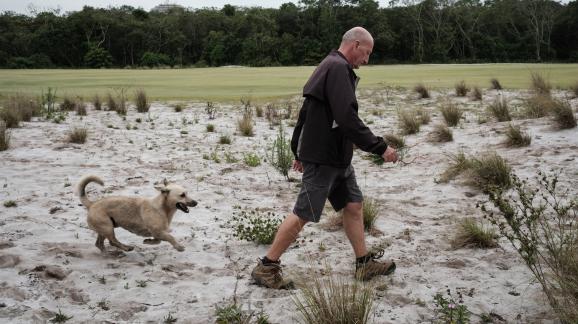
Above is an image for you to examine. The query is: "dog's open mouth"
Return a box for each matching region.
[176,202,189,213]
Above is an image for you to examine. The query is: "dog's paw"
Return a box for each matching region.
[175,245,185,252]
[143,238,161,245]
[125,246,134,252]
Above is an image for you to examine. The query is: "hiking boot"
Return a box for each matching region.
[355,249,396,281]
[251,259,295,289]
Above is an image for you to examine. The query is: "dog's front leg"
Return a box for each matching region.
[152,231,184,252]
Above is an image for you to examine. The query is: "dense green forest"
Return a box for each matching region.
[1,0,577,68]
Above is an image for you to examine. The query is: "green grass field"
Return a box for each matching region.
[1,64,577,102]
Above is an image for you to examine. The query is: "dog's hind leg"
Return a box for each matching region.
[152,231,184,252]
[102,229,134,252]
[143,238,161,245]
[95,235,106,252]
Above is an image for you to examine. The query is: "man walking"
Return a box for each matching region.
[252,27,398,289]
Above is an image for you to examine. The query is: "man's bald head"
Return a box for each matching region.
[341,27,373,46]
[338,27,374,69]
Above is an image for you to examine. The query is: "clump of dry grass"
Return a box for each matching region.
[363,198,380,232]
[439,151,471,183]
[93,94,102,110]
[439,101,462,127]
[206,124,215,132]
[471,86,482,101]
[551,99,577,129]
[265,103,281,127]
[455,80,469,97]
[416,107,431,125]
[439,151,511,190]
[173,104,183,112]
[1,94,41,127]
[237,112,254,136]
[135,89,150,113]
[571,81,578,98]
[487,96,511,122]
[451,218,498,249]
[530,72,551,96]
[398,109,420,134]
[383,134,405,150]
[428,124,453,143]
[490,78,502,90]
[414,83,430,99]
[75,101,87,116]
[60,96,76,111]
[504,123,531,147]
[523,95,554,119]
[0,120,10,151]
[68,126,88,144]
[255,105,263,117]
[219,135,231,144]
[106,93,117,111]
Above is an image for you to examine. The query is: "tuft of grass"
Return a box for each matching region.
[571,81,578,98]
[135,89,150,113]
[490,78,502,90]
[106,93,117,112]
[60,96,76,111]
[487,96,511,122]
[428,123,453,143]
[75,101,87,116]
[416,107,431,125]
[530,72,551,96]
[439,151,472,183]
[219,135,231,145]
[398,109,421,135]
[4,200,17,207]
[292,271,374,324]
[255,105,263,117]
[383,134,405,150]
[243,152,260,167]
[439,151,511,190]
[451,218,498,249]
[504,123,531,147]
[523,95,553,119]
[163,312,178,324]
[551,99,577,129]
[471,86,482,101]
[93,94,102,110]
[68,126,88,144]
[3,94,41,123]
[49,309,73,323]
[0,120,10,151]
[455,80,469,97]
[237,112,254,137]
[414,83,430,99]
[206,124,215,132]
[439,101,463,127]
[363,198,380,231]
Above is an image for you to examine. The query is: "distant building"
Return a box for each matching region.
[151,3,184,13]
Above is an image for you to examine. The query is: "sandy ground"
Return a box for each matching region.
[1,87,577,323]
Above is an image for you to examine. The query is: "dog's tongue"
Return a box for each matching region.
[176,203,189,213]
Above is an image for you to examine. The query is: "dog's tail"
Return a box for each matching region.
[77,175,104,209]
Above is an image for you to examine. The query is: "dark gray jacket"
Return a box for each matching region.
[290,50,387,167]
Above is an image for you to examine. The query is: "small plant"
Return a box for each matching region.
[106,93,117,111]
[215,303,267,324]
[504,123,531,147]
[523,95,553,119]
[487,96,511,122]
[416,107,431,125]
[243,153,260,167]
[470,152,512,190]
[398,109,420,135]
[68,126,88,144]
[255,105,263,117]
[219,135,231,145]
[433,289,471,324]
[428,123,453,143]
[455,80,469,97]
[136,280,148,288]
[49,309,73,323]
[440,101,463,127]
[3,200,17,207]
[229,208,282,245]
[163,312,178,324]
[269,123,293,180]
[206,101,217,119]
[551,99,577,129]
[97,298,110,311]
[135,89,150,113]
[93,94,102,110]
[363,198,380,231]
[265,103,281,127]
[0,106,20,128]
[115,88,127,115]
[237,112,254,136]
[490,78,502,90]
[42,87,57,115]
[530,72,551,96]
[471,86,482,101]
[414,83,430,99]
[439,151,472,183]
[60,96,76,111]
[451,218,497,249]
[174,104,183,112]
[383,134,405,150]
[75,101,87,116]
[571,81,578,98]
[0,120,10,151]
[206,124,215,132]
[224,152,238,163]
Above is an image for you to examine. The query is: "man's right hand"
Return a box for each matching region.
[382,146,398,163]
[292,160,303,172]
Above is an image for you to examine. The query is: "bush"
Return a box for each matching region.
[551,99,577,129]
[363,198,379,231]
[269,123,293,180]
[68,126,88,144]
[135,89,150,113]
[479,171,578,323]
[439,101,462,127]
[414,83,430,99]
[237,112,254,136]
[428,124,453,143]
[451,218,497,249]
[292,271,374,324]
[471,86,482,101]
[0,121,10,151]
[487,96,511,122]
[530,72,551,96]
[0,107,20,128]
[140,51,172,67]
[398,109,420,135]
[455,80,469,97]
[504,123,531,147]
[229,208,282,245]
[490,78,502,90]
[523,95,553,119]
[243,153,260,167]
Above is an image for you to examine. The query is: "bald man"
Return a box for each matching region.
[251,27,398,289]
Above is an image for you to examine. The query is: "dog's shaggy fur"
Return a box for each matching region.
[77,175,197,252]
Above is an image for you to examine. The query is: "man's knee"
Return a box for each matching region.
[343,202,363,217]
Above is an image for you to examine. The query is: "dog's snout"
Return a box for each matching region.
[188,200,198,207]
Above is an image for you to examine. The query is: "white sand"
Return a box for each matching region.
[1,88,576,323]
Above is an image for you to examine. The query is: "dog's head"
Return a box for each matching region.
[155,179,197,213]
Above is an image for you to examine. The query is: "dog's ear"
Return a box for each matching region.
[154,184,170,194]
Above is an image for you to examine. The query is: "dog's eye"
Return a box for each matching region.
[180,193,186,198]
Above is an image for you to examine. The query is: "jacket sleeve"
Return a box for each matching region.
[290,103,307,160]
[326,64,387,156]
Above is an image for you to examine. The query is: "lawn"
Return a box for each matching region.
[1,63,576,102]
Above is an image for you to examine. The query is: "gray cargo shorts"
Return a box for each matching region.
[293,162,363,223]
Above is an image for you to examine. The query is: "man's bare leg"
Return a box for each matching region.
[342,202,367,258]
[266,213,308,261]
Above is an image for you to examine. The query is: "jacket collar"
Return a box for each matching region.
[331,50,359,88]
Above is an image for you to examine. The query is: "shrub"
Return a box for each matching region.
[219,135,231,145]
[551,99,577,129]
[135,89,150,113]
[523,95,553,119]
[455,80,469,97]
[504,123,531,147]
[265,103,281,127]
[414,83,430,99]
[41,88,57,115]
[416,107,431,125]
[363,198,379,231]
[229,208,282,245]
[490,78,502,90]
[439,101,462,127]
[428,123,453,143]
[269,123,293,180]
[398,109,420,135]
[5,94,41,122]
[68,126,88,144]
[292,271,374,324]
[487,96,511,122]
[93,94,102,110]
[206,101,217,119]
[60,96,76,111]
[237,112,254,136]
[206,124,215,132]
[243,153,260,167]
[0,121,10,151]
[471,86,482,101]
[0,107,20,128]
[479,171,578,323]
[530,72,551,96]
[451,218,497,249]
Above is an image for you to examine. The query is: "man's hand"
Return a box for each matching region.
[382,146,398,163]
[292,160,303,172]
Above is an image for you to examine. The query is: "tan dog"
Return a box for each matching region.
[77,175,197,252]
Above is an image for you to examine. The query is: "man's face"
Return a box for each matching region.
[352,39,373,69]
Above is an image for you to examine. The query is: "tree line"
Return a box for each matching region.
[1,0,577,69]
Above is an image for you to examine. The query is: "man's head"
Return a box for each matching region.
[338,27,374,69]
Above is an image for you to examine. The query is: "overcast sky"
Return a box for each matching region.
[1,1,396,14]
